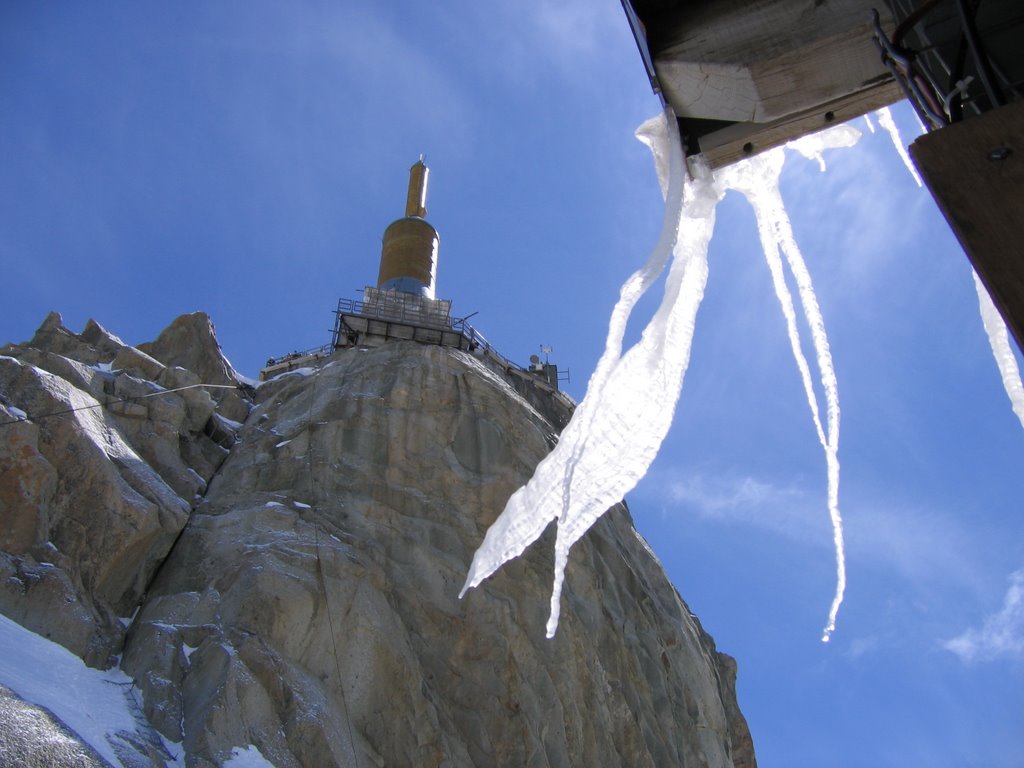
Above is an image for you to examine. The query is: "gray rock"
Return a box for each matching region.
[137,312,239,389]
[123,341,755,767]
[139,313,250,424]
[23,313,127,368]
[2,313,755,767]
[0,314,247,667]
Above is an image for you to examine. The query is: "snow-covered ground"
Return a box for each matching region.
[224,744,277,767]
[0,613,155,765]
[0,613,280,766]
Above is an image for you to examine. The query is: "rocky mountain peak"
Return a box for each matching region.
[0,312,754,767]
[137,311,241,389]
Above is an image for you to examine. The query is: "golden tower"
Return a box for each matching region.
[376,158,440,298]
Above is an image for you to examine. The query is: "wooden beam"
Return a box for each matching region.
[910,101,1024,350]
[696,78,903,168]
[650,0,895,123]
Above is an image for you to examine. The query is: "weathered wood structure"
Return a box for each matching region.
[623,0,1024,346]
[623,0,904,166]
[912,101,1024,347]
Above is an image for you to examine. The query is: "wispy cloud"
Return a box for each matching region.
[669,472,801,517]
[469,0,634,91]
[845,501,985,593]
[530,1,614,59]
[846,634,881,660]
[655,470,828,544]
[647,467,987,593]
[943,569,1024,663]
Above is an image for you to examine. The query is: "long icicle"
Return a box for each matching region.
[545,154,720,636]
[461,108,723,637]
[460,109,688,605]
[973,270,1024,430]
[876,106,923,187]
[717,145,846,642]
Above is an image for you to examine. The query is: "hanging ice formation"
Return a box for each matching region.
[716,128,857,642]
[974,272,1024,430]
[461,108,851,641]
[786,123,862,172]
[875,105,923,187]
[461,111,722,638]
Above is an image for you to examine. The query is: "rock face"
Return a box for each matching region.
[0,313,247,670]
[0,313,755,768]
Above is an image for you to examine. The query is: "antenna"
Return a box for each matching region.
[405,158,429,218]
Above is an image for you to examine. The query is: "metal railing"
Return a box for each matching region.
[264,343,333,369]
[333,294,516,369]
[335,294,453,330]
[322,293,563,401]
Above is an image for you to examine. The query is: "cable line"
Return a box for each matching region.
[302,362,361,767]
[0,383,241,429]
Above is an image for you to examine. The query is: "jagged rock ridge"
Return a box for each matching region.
[0,312,755,767]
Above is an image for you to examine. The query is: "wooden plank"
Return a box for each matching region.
[697,79,903,168]
[910,101,1024,350]
[651,0,887,62]
[650,0,895,123]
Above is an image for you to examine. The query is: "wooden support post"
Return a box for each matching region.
[910,101,1024,350]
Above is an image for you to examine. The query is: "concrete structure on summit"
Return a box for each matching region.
[258,159,460,380]
[332,158,471,353]
[259,161,571,414]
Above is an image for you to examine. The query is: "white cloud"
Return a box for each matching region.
[670,472,799,516]
[659,470,828,544]
[845,502,985,593]
[846,634,881,660]
[943,569,1024,663]
[468,0,634,91]
[649,468,987,593]
[531,1,612,58]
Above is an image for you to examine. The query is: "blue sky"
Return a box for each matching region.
[2,2,1022,766]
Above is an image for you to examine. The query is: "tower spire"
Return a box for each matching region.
[404,156,428,218]
[376,157,440,298]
